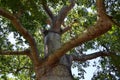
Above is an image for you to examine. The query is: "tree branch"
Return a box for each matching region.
[61,19,77,34]
[61,26,71,34]
[0,8,14,20]
[72,51,115,62]
[96,0,106,17]
[0,49,31,56]
[0,8,41,65]
[44,0,113,66]
[42,1,54,20]
[47,21,112,65]
[96,0,120,28]
[57,0,75,26]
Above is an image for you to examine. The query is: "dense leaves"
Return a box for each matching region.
[0,0,120,79]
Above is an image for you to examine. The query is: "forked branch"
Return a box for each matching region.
[0,8,40,65]
[45,0,113,65]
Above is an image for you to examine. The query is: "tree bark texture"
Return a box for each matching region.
[40,32,73,80]
[35,64,73,80]
[44,32,61,57]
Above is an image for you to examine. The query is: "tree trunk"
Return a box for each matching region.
[35,64,73,80]
[34,32,73,80]
[44,32,61,57]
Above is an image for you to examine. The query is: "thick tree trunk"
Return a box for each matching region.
[35,32,73,80]
[35,64,73,80]
[44,32,61,57]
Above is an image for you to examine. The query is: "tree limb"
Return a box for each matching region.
[47,20,112,65]
[96,0,120,28]
[45,0,113,66]
[61,26,71,34]
[42,1,54,20]
[0,8,41,65]
[61,19,77,34]
[72,51,115,62]
[57,0,75,26]
[0,8,14,20]
[0,49,31,56]
[96,0,106,17]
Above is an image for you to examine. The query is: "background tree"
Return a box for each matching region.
[0,0,120,80]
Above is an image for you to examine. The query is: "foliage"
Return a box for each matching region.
[0,0,120,79]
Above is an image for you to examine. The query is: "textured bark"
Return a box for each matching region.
[35,64,73,80]
[42,32,73,80]
[44,32,61,57]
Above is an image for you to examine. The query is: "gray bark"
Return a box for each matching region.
[42,32,73,80]
[39,64,73,80]
[44,32,61,57]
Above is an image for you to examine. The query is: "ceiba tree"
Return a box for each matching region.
[0,0,120,80]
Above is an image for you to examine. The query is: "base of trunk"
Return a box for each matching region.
[37,64,73,80]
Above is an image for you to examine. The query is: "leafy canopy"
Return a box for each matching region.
[0,0,120,79]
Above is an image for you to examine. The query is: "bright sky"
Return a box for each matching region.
[7,32,29,49]
[72,50,100,80]
[72,61,96,80]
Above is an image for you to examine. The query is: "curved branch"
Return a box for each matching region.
[96,0,120,27]
[47,21,112,65]
[72,51,115,62]
[0,8,41,65]
[45,0,113,66]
